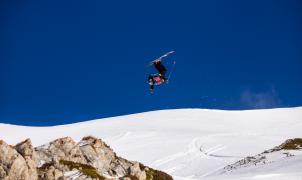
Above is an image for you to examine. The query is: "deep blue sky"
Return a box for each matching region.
[1,0,301,126]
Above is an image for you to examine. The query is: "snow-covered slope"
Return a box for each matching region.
[1,107,302,180]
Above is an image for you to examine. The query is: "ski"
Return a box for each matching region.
[147,51,175,66]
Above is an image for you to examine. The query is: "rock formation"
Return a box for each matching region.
[0,136,173,180]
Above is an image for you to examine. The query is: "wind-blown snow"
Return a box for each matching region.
[1,107,302,180]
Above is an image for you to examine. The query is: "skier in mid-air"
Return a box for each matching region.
[147,51,175,93]
[148,60,168,93]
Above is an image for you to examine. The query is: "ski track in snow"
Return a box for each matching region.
[151,138,202,167]
[1,107,302,180]
[109,131,133,142]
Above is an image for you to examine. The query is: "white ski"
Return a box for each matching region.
[147,51,175,66]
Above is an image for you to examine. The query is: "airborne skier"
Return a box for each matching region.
[147,51,175,93]
[148,60,168,93]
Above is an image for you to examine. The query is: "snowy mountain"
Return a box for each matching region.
[1,107,302,180]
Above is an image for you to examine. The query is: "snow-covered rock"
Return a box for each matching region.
[223,138,302,173]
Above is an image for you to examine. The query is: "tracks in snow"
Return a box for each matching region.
[151,134,246,178]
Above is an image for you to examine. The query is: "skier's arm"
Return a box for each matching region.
[150,84,154,93]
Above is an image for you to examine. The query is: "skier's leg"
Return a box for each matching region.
[150,84,154,93]
[153,61,167,76]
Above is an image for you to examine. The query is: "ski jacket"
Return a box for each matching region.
[153,76,163,85]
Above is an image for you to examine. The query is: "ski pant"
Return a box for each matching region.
[153,61,167,76]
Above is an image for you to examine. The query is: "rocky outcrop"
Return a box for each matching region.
[0,139,38,180]
[0,137,173,180]
[15,139,38,180]
[223,138,302,173]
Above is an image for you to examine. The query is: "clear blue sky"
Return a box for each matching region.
[1,0,301,126]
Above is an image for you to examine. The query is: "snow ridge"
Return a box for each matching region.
[1,107,302,180]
